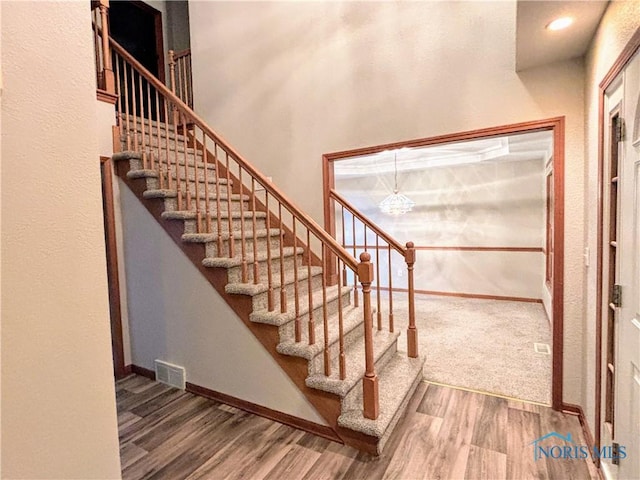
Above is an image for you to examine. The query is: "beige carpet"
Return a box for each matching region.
[385,293,552,404]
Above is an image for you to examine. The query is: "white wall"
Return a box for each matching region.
[189,1,586,405]
[1,2,121,478]
[119,182,326,424]
[335,157,546,299]
[584,0,640,444]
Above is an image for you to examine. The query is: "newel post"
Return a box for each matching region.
[358,252,379,420]
[405,242,419,358]
[99,0,115,94]
[168,50,177,93]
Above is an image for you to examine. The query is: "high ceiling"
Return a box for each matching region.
[516,0,608,71]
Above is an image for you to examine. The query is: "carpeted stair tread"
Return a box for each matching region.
[202,246,304,269]
[162,210,267,221]
[182,228,281,244]
[144,189,249,203]
[276,305,362,359]
[337,353,425,439]
[113,150,144,162]
[305,329,400,397]
[226,266,323,297]
[249,284,348,327]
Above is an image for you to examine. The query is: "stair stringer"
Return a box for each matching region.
[114,159,382,454]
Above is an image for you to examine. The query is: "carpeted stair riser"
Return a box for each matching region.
[272,290,354,346]
[339,340,399,413]
[305,329,400,395]
[337,354,425,453]
[182,214,268,235]
[375,368,424,453]
[277,305,362,358]
[163,196,249,214]
[251,285,350,326]
[223,249,305,285]
[204,232,282,259]
[240,268,325,313]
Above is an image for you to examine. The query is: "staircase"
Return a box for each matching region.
[106,37,424,455]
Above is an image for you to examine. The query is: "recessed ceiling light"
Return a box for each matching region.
[546,17,574,31]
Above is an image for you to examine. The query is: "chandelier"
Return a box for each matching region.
[379,151,416,215]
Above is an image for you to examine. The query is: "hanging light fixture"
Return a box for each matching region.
[379,150,416,215]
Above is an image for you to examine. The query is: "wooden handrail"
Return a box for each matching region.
[110,37,359,272]
[173,48,191,60]
[329,189,406,257]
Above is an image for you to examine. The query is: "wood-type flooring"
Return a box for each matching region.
[117,375,599,479]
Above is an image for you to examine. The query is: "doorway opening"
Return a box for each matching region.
[323,118,565,409]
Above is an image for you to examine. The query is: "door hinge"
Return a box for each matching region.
[612,284,622,308]
[613,442,621,465]
[615,117,625,142]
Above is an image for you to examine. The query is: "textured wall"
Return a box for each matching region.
[189,1,585,405]
[119,182,326,424]
[584,0,640,445]
[1,2,121,478]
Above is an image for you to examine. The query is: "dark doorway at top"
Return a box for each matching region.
[109,1,164,120]
[109,1,164,80]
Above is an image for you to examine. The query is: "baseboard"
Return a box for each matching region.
[185,381,343,444]
[562,402,603,479]
[130,364,156,380]
[126,364,341,444]
[123,364,133,376]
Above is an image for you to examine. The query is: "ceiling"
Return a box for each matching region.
[334,131,553,177]
[516,0,608,71]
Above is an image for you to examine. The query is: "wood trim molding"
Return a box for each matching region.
[594,25,640,465]
[378,286,542,304]
[97,89,118,104]
[562,403,603,479]
[185,382,343,444]
[101,156,126,380]
[343,244,543,253]
[323,116,566,411]
[130,364,155,380]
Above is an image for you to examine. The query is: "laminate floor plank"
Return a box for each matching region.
[382,414,443,480]
[471,394,508,453]
[131,388,187,418]
[120,442,148,471]
[132,396,223,451]
[179,414,280,480]
[117,382,172,412]
[539,408,593,480]
[301,440,360,480]
[262,443,323,480]
[119,393,208,445]
[118,411,143,430]
[425,388,482,479]
[416,383,453,418]
[115,376,596,480]
[506,408,549,480]
[464,445,507,479]
[122,407,237,480]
